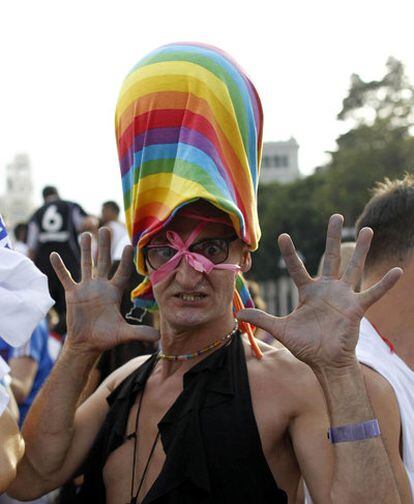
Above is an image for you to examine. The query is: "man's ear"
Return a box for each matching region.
[240,249,252,273]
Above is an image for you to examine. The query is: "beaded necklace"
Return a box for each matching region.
[157,321,238,361]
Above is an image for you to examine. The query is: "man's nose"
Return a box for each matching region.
[174,256,204,289]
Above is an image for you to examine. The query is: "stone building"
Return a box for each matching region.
[0,154,34,231]
[259,137,301,184]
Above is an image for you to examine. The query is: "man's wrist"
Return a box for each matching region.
[328,419,381,443]
[311,355,360,381]
[61,342,100,368]
[312,357,376,425]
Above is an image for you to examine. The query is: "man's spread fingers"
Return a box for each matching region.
[80,232,93,280]
[342,228,373,287]
[111,245,133,289]
[50,252,76,291]
[321,214,343,278]
[96,227,112,278]
[358,267,403,310]
[237,309,282,339]
[278,234,312,288]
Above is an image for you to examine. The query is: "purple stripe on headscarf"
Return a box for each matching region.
[120,127,237,200]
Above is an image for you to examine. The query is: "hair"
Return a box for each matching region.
[14,222,28,242]
[42,185,59,200]
[317,241,357,281]
[102,200,120,216]
[246,280,267,311]
[355,173,414,272]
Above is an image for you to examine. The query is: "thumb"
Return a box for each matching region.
[119,322,160,345]
[237,308,282,337]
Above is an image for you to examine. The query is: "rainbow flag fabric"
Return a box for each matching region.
[115,42,263,310]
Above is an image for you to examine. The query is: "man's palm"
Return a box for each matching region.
[51,228,159,353]
[238,215,401,369]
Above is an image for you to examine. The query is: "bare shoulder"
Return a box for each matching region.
[101,353,155,394]
[360,364,401,424]
[244,336,323,414]
[361,363,399,401]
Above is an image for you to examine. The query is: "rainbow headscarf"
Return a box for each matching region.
[115,42,263,315]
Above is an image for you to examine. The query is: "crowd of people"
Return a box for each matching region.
[0,42,413,504]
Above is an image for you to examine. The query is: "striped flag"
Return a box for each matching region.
[0,214,11,249]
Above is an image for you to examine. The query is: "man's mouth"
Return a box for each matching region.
[175,293,207,302]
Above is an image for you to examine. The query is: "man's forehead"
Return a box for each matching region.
[150,201,235,243]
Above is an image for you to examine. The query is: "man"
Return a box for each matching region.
[27,186,88,334]
[12,223,28,256]
[100,200,130,262]
[9,319,61,427]
[355,175,414,499]
[9,43,410,503]
[0,406,24,493]
[0,214,53,493]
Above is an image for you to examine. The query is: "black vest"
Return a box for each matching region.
[78,334,288,503]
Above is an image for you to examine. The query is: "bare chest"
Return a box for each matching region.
[247,365,302,500]
[103,375,182,504]
[102,357,300,503]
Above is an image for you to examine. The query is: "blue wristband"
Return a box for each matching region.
[327,419,381,443]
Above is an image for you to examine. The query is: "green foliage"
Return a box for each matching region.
[250,173,328,280]
[251,57,414,282]
[338,57,414,129]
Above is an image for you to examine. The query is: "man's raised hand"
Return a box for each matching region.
[238,214,402,371]
[50,227,159,354]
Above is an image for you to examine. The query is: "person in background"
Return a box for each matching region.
[317,241,357,278]
[246,279,276,345]
[100,200,130,261]
[8,318,62,427]
[0,213,53,494]
[12,224,28,256]
[355,175,414,501]
[27,186,89,335]
[1,318,60,504]
[0,406,24,494]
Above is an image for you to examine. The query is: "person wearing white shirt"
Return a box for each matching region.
[100,200,130,261]
[355,174,414,502]
[0,214,53,493]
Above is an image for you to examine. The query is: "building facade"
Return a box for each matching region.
[259,137,301,184]
[0,154,34,231]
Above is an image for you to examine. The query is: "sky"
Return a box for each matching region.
[1,0,413,216]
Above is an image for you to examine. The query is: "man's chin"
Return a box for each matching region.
[163,309,213,332]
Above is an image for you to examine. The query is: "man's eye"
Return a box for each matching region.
[204,244,222,256]
[194,240,226,259]
[153,247,175,259]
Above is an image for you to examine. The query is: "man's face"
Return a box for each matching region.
[101,206,113,224]
[146,208,251,332]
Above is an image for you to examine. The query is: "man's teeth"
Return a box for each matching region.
[179,293,205,301]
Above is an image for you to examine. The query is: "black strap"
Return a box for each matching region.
[129,373,160,504]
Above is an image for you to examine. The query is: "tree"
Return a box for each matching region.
[252,57,414,282]
[320,57,414,224]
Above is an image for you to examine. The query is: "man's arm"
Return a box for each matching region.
[362,365,412,502]
[289,364,412,504]
[239,215,405,503]
[8,346,112,499]
[9,357,38,404]
[290,363,410,503]
[0,407,25,493]
[26,220,39,261]
[8,229,158,500]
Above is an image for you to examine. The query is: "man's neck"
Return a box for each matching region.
[157,313,236,377]
[363,266,414,370]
